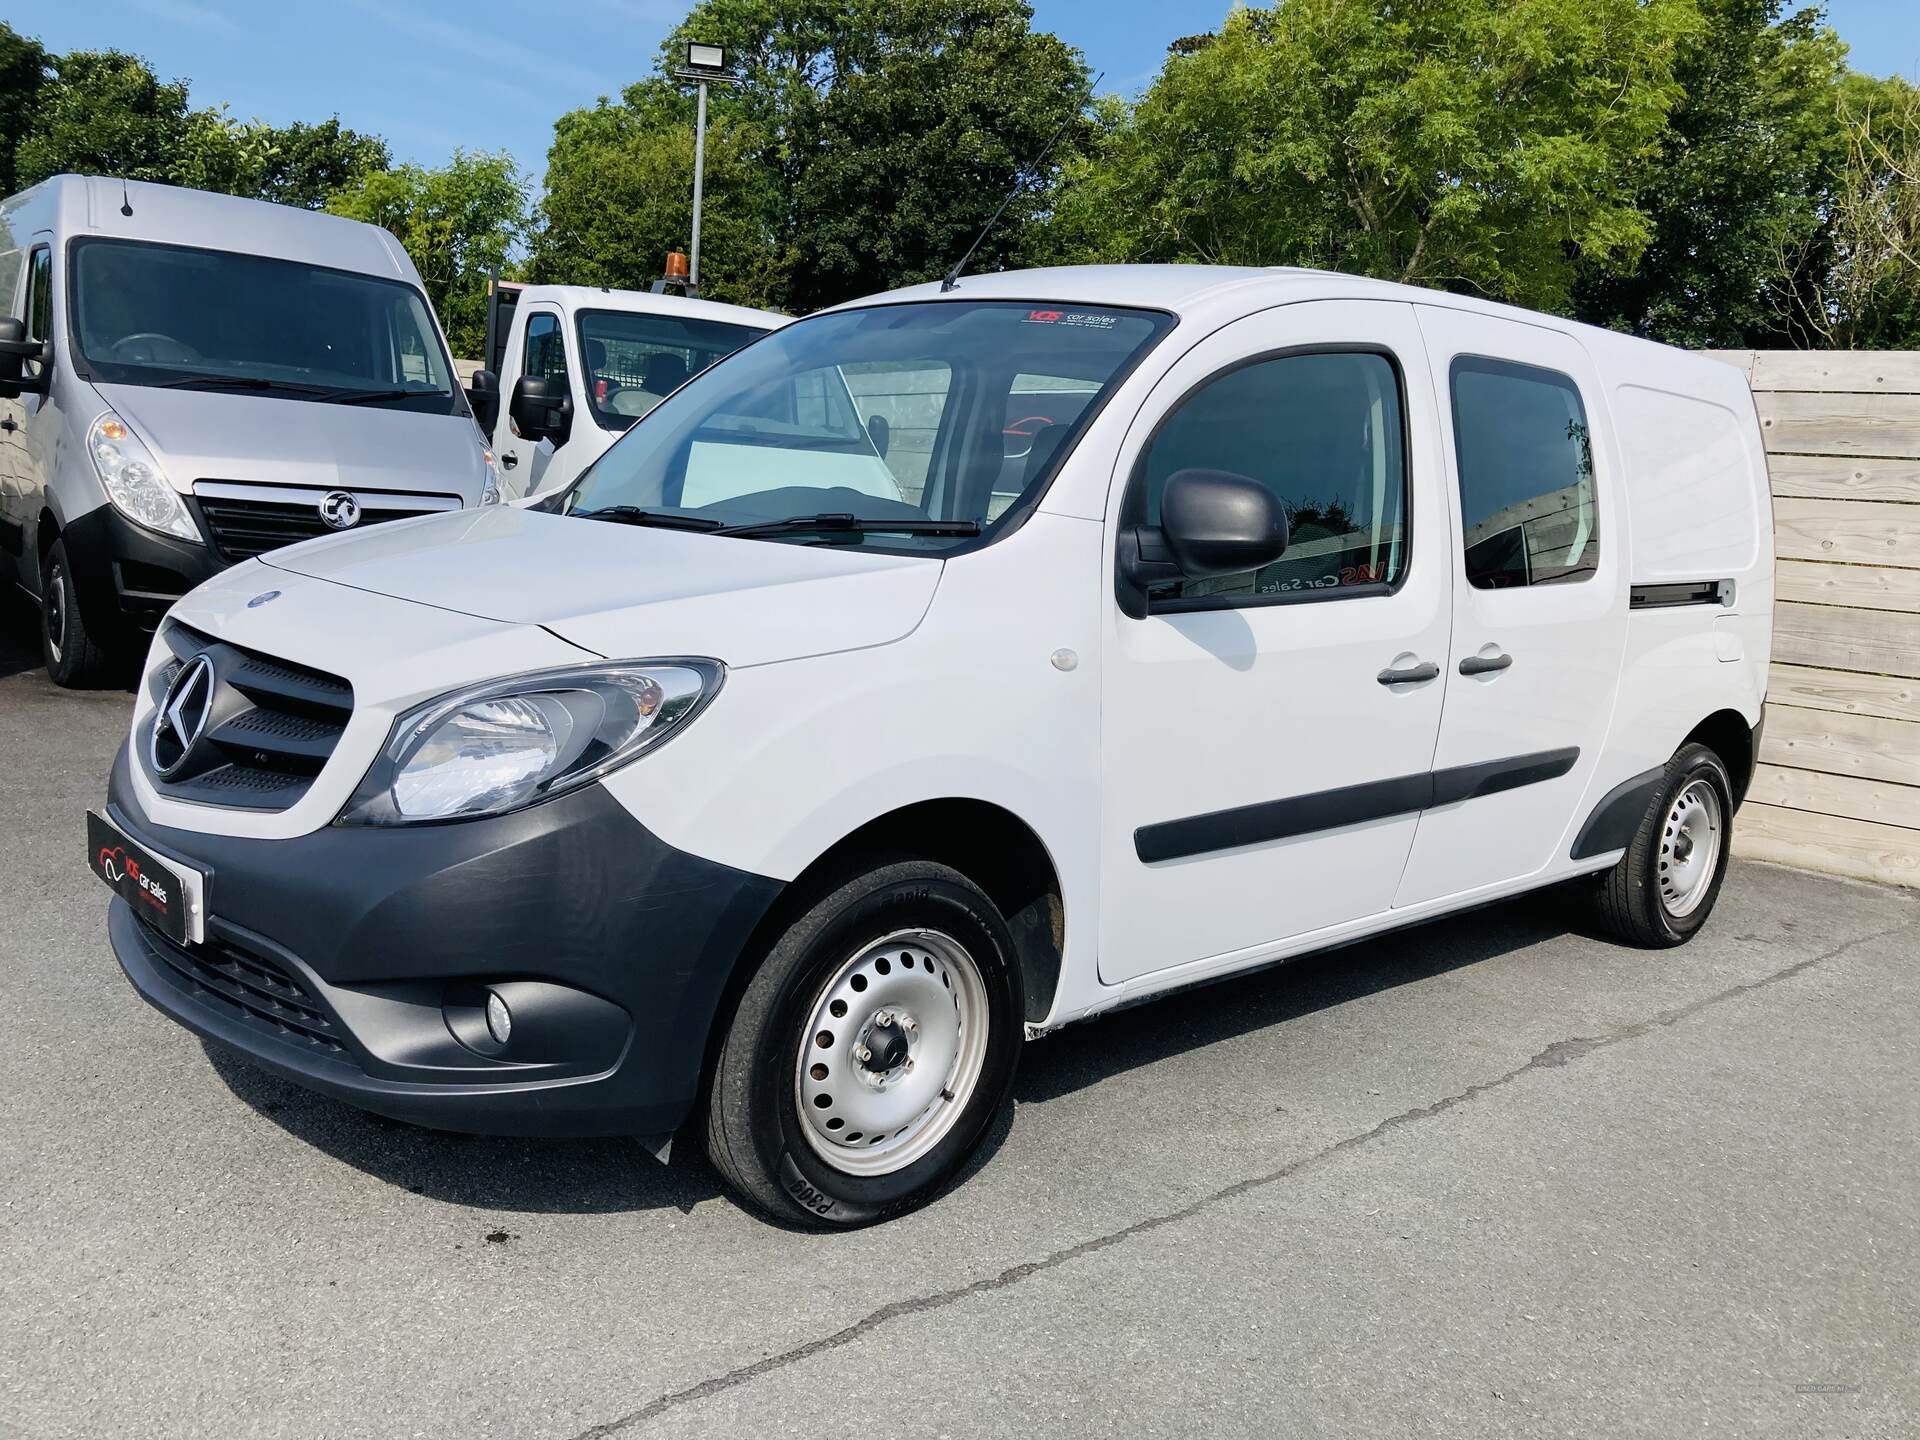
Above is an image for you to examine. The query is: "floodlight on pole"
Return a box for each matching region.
[673,42,741,293]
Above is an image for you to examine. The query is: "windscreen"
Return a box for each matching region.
[71,237,459,413]
[576,309,767,432]
[563,300,1171,550]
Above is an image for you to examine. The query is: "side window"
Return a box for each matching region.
[25,247,51,341]
[522,312,568,388]
[1133,350,1409,605]
[1450,357,1597,589]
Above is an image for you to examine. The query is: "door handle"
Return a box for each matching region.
[1377,660,1440,685]
[1459,652,1513,676]
[500,452,519,469]
[0,416,15,432]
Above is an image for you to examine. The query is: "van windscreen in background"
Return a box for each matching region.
[69,237,460,413]
[561,300,1172,553]
[576,310,768,433]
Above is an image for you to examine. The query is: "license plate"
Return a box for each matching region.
[87,810,203,945]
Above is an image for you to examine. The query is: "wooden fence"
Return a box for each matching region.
[1714,350,1920,888]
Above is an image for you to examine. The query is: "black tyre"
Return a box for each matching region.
[41,539,117,689]
[1591,742,1734,948]
[706,859,1024,1228]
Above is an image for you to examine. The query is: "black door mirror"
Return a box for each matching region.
[467,368,500,433]
[509,374,570,446]
[1116,468,1290,619]
[0,315,48,400]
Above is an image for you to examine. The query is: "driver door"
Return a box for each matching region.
[1098,300,1453,986]
[498,307,568,496]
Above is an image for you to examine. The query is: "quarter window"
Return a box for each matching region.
[25,246,51,340]
[523,312,568,389]
[1132,350,1409,605]
[1450,357,1598,588]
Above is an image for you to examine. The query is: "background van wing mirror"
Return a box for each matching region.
[466,367,500,433]
[509,374,571,446]
[1116,468,1290,619]
[0,315,50,400]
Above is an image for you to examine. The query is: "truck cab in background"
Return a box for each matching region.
[468,283,785,499]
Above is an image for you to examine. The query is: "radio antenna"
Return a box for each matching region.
[119,177,134,217]
[941,71,1102,294]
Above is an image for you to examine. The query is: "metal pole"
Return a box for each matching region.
[690,79,709,292]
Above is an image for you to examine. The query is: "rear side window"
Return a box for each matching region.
[523,312,568,388]
[1450,357,1598,589]
[26,246,51,341]
[1132,350,1408,605]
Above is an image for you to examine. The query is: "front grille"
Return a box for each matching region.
[144,622,354,812]
[141,914,351,1060]
[194,485,456,562]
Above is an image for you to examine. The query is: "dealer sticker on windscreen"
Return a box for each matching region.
[1023,309,1120,330]
[86,810,197,945]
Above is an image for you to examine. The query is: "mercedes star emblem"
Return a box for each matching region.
[150,653,216,778]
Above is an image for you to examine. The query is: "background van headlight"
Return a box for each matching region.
[89,412,197,541]
[337,660,723,826]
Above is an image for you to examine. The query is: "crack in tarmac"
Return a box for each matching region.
[565,917,1913,1439]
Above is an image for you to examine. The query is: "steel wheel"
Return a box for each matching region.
[1658,778,1723,919]
[794,928,991,1178]
[44,560,66,663]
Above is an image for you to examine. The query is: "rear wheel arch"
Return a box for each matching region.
[1684,708,1757,808]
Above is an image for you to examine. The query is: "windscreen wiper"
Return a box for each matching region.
[572,506,725,531]
[716,513,984,540]
[154,375,333,395]
[327,387,437,404]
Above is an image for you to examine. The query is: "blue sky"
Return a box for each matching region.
[4,0,1916,182]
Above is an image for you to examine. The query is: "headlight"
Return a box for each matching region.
[478,448,502,506]
[89,413,198,541]
[337,660,723,826]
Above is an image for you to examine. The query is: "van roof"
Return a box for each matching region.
[511,283,789,332]
[3,175,422,286]
[833,264,1736,379]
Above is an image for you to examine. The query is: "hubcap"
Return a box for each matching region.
[45,563,65,662]
[795,928,990,1177]
[1659,778,1723,918]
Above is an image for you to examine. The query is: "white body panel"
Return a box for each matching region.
[128,264,1773,1032]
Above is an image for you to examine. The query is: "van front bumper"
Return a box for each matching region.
[103,745,784,1139]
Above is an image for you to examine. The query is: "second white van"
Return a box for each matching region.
[89,265,1772,1228]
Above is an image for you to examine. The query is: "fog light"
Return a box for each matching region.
[485,992,512,1045]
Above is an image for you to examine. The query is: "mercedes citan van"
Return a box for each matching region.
[0,176,501,686]
[89,267,1772,1227]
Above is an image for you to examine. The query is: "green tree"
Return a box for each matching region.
[0,23,49,196]
[1048,0,1700,313]
[534,0,1088,311]
[1573,0,1849,346]
[1781,73,1920,348]
[13,47,194,188]
[327,152,528,356]
[7,34,386,209]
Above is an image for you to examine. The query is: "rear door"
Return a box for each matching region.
[1392,307,1629,907]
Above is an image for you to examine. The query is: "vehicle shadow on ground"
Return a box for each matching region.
[206,886,1583,1219]
[0,598,42,680]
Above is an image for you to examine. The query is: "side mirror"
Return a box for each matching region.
[1116,468,1289,619]
[0,315,49,400]
[509,374,570,446]
[467,368,500,432]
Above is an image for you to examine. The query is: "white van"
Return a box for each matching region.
[471,284,786,498]
[89,266,1772,1228]
[0,176,500,686]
